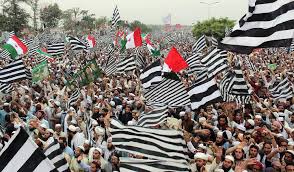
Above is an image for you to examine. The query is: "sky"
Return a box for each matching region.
[35,0,248,25]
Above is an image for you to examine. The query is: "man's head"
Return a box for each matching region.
[285,164,294,172]
[74,146,84,158]
[284,150,294,165]
[249,145,259,158]
[194,153,207,168]
[222,155,234,170]
[233,147,244,160]
[92,148,102,159]
[254,115,262,126]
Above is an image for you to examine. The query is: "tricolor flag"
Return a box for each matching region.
[163,47,188,73]
[87,35,96,48]
[125,28,143,49]
[3,35,28,59]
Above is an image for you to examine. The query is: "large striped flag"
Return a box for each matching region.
[137,105,168,128]
[192,35,207,53]
[120,158,190,172]
[188,77,223,110]
[0,83,13,94]
[230,65,251,96]
[0,59,28,83]
[117,55,137,73]
[144,73,191,107]
[66,36,89,52]
[110,119,189,165]
[220,0,294,54]
[0,128,56,172]
[269,77,293,101]
[44,139,69,171]
[200,48,228,78]
[67,89,81,109]
[140,59,162,90]
[47,42,65,56]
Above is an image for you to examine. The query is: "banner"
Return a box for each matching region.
[32,61,49,83]
[67,60,102,89]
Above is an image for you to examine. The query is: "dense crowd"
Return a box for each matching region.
[0,30,293,172]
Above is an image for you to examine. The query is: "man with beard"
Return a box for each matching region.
[58,137,74,164]
[191,152,210,172]
[283,150,294,166]
[104,152,120,172]
[68,125,85,150]
[83,140,91,156]
[248,144,261,161]
[88,147,107,170]
[215,131,230,149]
[70,146,89,171]
[102,137,115,161]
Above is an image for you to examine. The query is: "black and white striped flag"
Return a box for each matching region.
[112,5,121,28]
[269,77,293,101]
[137,105,168,128]
[220,0,294,54]
[104,55,117,76]
[0,59,28,83]
[144,73,191,107]
[47,42,65,56]
[186,53,205,76]
[200,48,228,78]
[289,38,294,53]
[230,65,250,96]
[135,48,146,69]
[192,35,207,53]
[119,158,190,172]
[0,128,56,172]
[117,55,137,73]
[110,119,189,165]
[0,50,11,59]
[188,77,223,110]
[66,36,89,52]
[243,56,257,72]
[67,89,81,109]
[140,59,162,90]
[219,71,235,102]
[0,83,13,94]
[211,36,218,47]
[44,139,69,172]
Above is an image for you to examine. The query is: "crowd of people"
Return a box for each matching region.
[0,29,293,172]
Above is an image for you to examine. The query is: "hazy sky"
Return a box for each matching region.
[36,0,248,25]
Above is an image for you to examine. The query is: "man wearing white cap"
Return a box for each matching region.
[70,146,89,172]
[88,147,107,170]
[68,125,86,150]
[191,152,210,172]
[54,123,66,139]
[211,155,235,172]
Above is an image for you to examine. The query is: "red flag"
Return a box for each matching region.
[163,47,188,73]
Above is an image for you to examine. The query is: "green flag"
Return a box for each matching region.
[2,44,18,59]
[268,64,277,71]
[32,61,49,83]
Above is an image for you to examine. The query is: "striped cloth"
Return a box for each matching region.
[137,106,168,128]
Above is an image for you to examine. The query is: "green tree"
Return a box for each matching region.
[129,20,151,33]
[2,0,30,34]
[192,17,235,40]
[80,10,96,31]
[61,9,75,33]
[95,16,108,28]
[40,3,62,28]
[27,0,39,31]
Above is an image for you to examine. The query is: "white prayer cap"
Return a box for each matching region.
[288,141,294,146]
[286,150,294,156]
[3,103,10,106]
[40,124,48,129]
[277,117,284,122]
[236,125,246,132]
[179,111,185,117]
[225,155,235,163]
[94,147,102,154]
[217,131,223,137]
[215,169,224,172]
[248,119,255,126]
[47,129,54,134]
[198,143,207,150]
[55,124,62,128]
[68,125,77,132]
[77,146,85,152]
[129,93,135,97]
[84,140,90,145]
[194,152,208,161]
[94,126,105,135]
[110,101,116,107]
[255,115,262,119]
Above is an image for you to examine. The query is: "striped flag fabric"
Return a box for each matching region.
[140,59,162,90]
[230,65,250,96]
[47,42,65,56]
[110,119,189,165]
[137,105,168,128]
[188,77,223,110]
[219,71,235,102]
[194,68,209,83]
[269,77,293,101]
[67,89,81,109]
[104,55,117,76]
[192,35,207,53]
[200,48,228,78]
[0,83,13,94]
[112,5,121,28]
[44,139,69,172]
[243,56,257,72]
[135,48,146,69]
[0,59,28,83]
[0,49,11,59]
[186,53,205,76]
[0,128,56,172]
[66,36,89,52]
[144,73,191,107]
[117,55,137,73]
[220,0,294,54]
[211,36,218,47]
[119,158,190,172]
